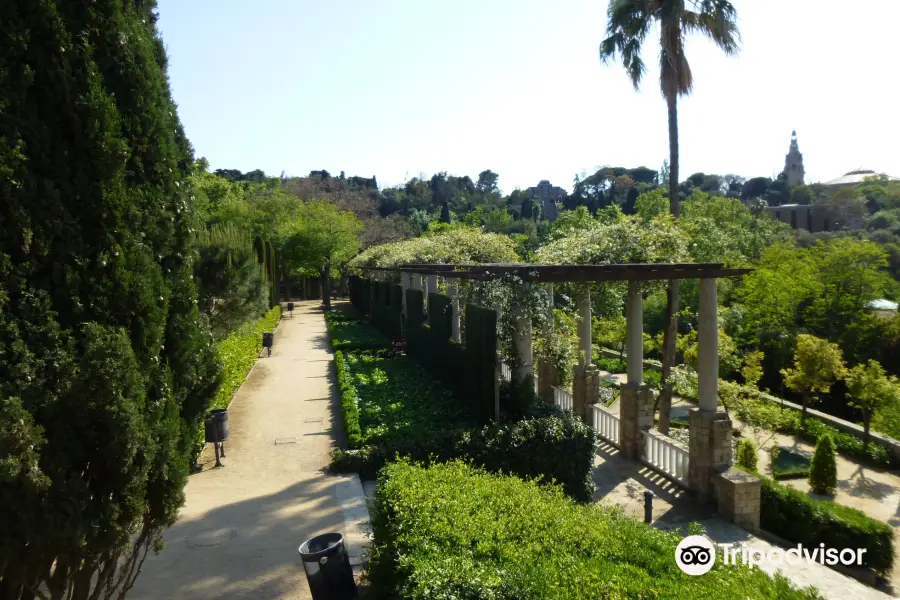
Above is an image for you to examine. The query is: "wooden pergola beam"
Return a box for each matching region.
[357,263,751,282]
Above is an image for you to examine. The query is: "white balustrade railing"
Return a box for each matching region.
[641,430,689,487]
[552,386,573,412]
[592,404,620,447]
[499,361,511,381]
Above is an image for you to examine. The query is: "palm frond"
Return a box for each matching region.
[599,0,655,89]
[682,0,741,55]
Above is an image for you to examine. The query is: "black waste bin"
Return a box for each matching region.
[287,302,294,313]
[298,533,356,600]
[204,409,229,443]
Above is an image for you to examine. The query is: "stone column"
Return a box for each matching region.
[412,273,422,292]
[547,283,555,334]
[448,281,461,343]
[400,272,410,319]
[512,285,533,384]
[577,287,592,367]
[427,273,438,297]
[688,408,733,501]
[714,467,761,533]
[619,383,655,459]
[626,280,643,385]
[697,278,718,413]
[619,280,652,459]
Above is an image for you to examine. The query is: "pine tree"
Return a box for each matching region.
[440,201,451,223]
[735,439,758,472]
[809,434,838,495]
[0,1,220,596]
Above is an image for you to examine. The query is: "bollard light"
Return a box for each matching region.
[643,491,653,524]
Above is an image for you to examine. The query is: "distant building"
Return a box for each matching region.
[784,131,805,187]
[765,203,831,233]
[527,180,566,222]
[867,299,899,318]
[821,168,900,188]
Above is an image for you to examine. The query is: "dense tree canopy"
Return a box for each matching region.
[0,1,220,596]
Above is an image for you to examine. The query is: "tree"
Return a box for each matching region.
[741,177,772,201]
[281,201,363,309]
[682,328,742,378]
[809,434,838,495]
[600,0,740,434]
[440,202,451,223]
[476,170,500,195]
[735,439,758,472]
[635,189,669,222]
[521,196,534,220]
[781,335,848,426]
[846,360,900,450]
[817,187,867,230]
[594,316,628,360]
[741,350,765,388]
[0,2,220,597]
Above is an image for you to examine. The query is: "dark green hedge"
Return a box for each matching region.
[756,472,894,574]
[334,350,363,449]
[368,461,820,600]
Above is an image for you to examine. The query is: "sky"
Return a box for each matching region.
[156,0,900,194]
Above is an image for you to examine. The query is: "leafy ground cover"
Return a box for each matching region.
[329,309,596,500]
[325,307,390,351]
[369,460,823,600]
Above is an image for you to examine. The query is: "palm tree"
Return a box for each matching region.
[600,0,739,433]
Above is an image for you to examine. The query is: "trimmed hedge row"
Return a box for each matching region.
[334,350,362,449]
[193,305,281,458]
[744,468,895,574]
[369,460,821,600]
[210,305,281,411]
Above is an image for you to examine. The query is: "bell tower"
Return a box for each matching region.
[784,130,805,187]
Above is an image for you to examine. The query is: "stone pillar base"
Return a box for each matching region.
[574,365,602,423]
[714,467,761,533]
[619,383,654,459]
[688,409,733,502]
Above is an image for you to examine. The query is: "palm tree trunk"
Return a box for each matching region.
[657,94,681,435]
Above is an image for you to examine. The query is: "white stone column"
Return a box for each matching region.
[513,284,533,383]
[698,278,719,412]
[412,273,422,292]
[427,273,438,297]
[400,272,410,319]
[626,280,643,385]
[577,287,592,366]
[448,282,461,343]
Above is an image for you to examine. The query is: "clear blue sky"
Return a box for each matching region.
[157,0,899,194]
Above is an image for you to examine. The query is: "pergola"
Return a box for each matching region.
[357,261,762,522]
[361,262,750,415]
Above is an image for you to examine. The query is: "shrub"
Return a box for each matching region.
[369,460,821,599]
[596,356,627,373]
[735,439,758,472]
[643,369,662,389]
[755,473,894,574]
[209,306,282,411]
[809,434,838,494]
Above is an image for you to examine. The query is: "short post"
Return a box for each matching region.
[643,491,653,524]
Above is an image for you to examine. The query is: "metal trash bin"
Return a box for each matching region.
[204,409,229,443]
[287,301,294,313]
[262,331,274,356]
[298,533,357,599]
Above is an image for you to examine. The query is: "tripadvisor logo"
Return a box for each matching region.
[675,535,869,576]
[675,535,716,576]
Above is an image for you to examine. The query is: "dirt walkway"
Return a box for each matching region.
[131,301,369,600]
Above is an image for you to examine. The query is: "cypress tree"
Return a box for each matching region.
[0,1,220,597]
